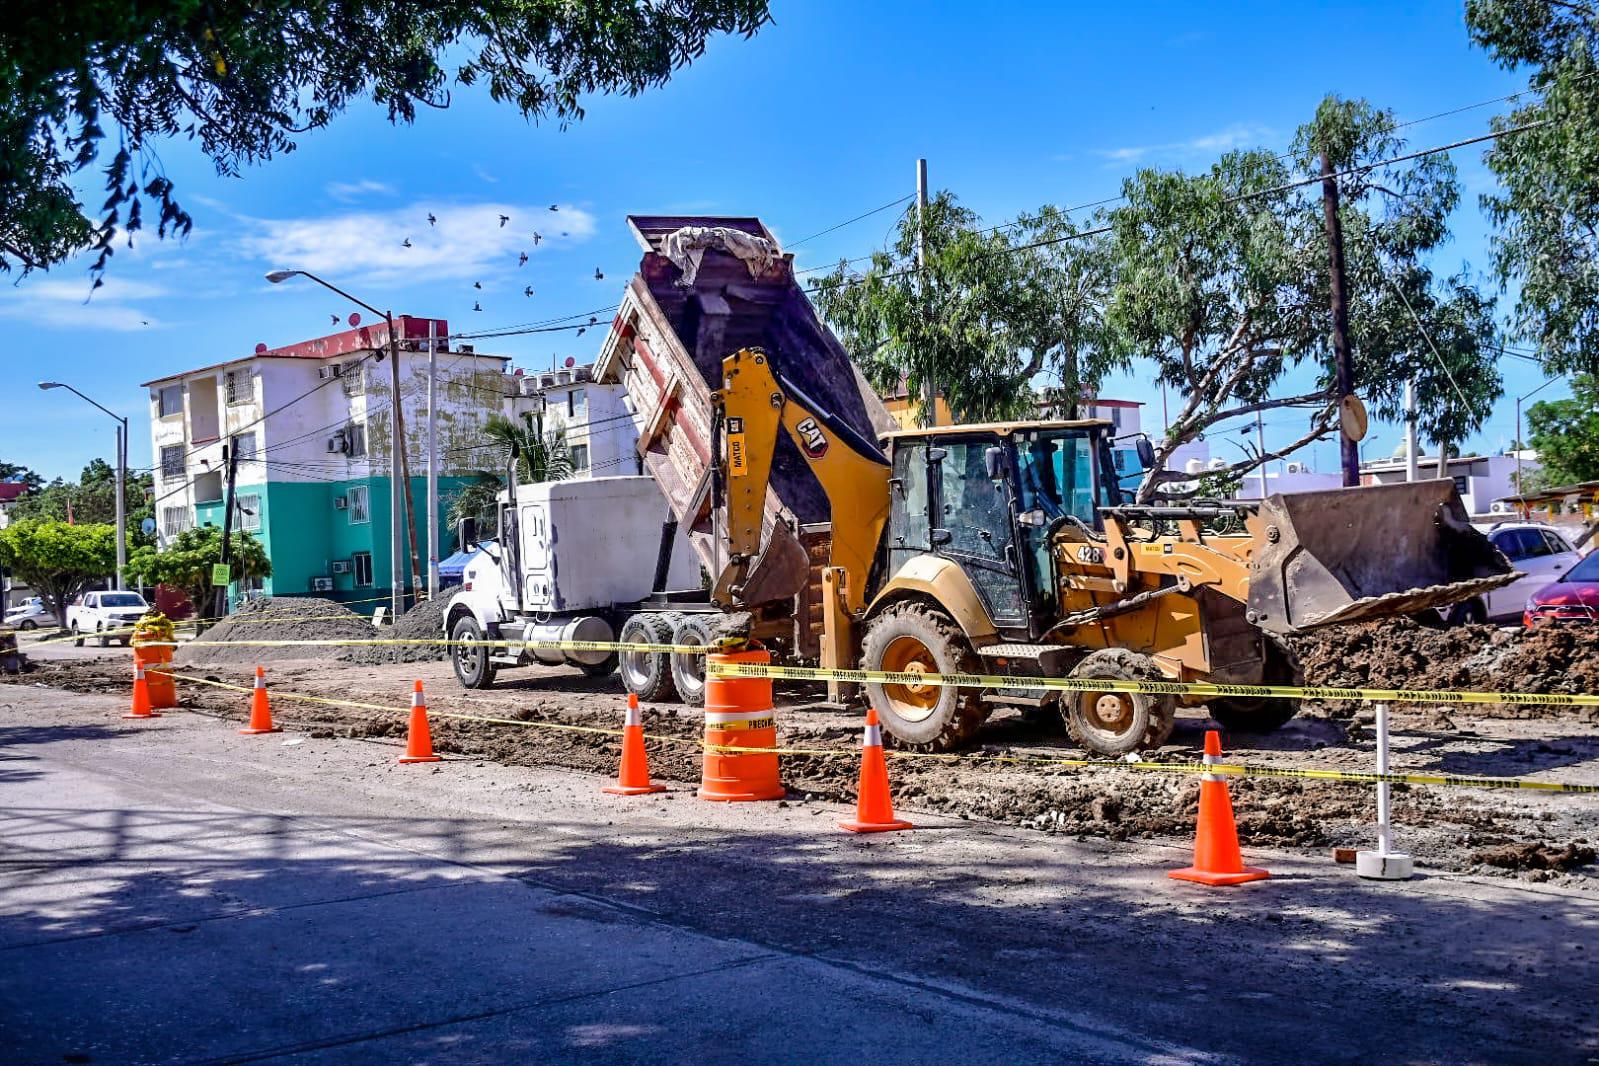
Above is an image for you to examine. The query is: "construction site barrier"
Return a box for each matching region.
[139,667,1599,795]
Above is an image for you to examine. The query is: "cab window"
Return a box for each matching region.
[1014,430,1103,524]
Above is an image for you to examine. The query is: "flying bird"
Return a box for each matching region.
[532,232,542,245]
[473,281,483,289]
[401,237,412,248]
[576,327,586,338]
[588,316,597,325]
[518,252,528,267]
[523,286,534,297]
[330,314,341,326]
[427,213,436,226]
[473,301,483,312]
[499,214,510,228]
[548,204,559,212]
[593,268,604,281]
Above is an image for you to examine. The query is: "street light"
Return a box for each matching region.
[38,381,128,590]
[266,268,413,619]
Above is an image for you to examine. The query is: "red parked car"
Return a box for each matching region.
[1523,548,1599,625]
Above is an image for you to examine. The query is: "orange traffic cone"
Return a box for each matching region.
[839,709,913,833]
[398,680,442,764]
[239,666,282,735]
[124,662,160,720]
[604,693,666,796]
[1169,730,1270,886]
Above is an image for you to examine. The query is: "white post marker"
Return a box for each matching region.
[1356,703,1415,881]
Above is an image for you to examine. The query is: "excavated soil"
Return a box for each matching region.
[338,597,451,665]
[1293,618,1599,722]
[176,597,372,666]
[30,638,1599,881]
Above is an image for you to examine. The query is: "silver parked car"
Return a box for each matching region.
[1445,522,1582,624]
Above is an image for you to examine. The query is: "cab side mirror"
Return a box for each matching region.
[458,517,479,550]
[984,446,1004,480]
[1135,437,1156,471]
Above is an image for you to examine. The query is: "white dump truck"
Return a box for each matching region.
[442,476,712,701]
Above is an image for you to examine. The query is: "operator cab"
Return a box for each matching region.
[881,419,1147,640]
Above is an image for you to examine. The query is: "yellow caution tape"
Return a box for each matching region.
[708,660,1599,709]
[133,637,706,655]
[140,667,1599,795]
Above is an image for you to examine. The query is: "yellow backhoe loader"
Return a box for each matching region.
[713,348,1517,756]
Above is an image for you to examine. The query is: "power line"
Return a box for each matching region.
[787,194,914,249]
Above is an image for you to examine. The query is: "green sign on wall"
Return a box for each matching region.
[211,563,231,587]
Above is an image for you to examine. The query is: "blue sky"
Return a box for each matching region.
[1,0,1559,480]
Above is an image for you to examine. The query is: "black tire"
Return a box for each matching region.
[861,602,986,751]
[669,615,713,706]
[1064,647,1177,756]
[450,614,498,690]
[619,614,677,703]
[71,624,83,648]
[19,620,36,631]
[97,625,111,648]
[119,637,131,647]
[576,653,618,679]
[1207,637,1302,734]
[1445,597,1488,627]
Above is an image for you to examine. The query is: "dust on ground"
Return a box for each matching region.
[32,618,1599,886]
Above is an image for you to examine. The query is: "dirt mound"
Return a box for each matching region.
[1472,842,1596,872]
[176,597,373,665]
[1293,617,1599,720]
[338,597,451,665]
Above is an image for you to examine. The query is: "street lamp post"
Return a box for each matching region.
[39,382,127,589]
[266,269,416,621]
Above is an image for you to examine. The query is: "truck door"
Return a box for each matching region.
[931,439,1027,630]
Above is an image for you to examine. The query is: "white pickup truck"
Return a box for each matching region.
[68,590,151,647]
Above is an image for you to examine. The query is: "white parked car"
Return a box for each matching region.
[1446,522,1581,624]
[3,597,52,630]
[67,590,151,647]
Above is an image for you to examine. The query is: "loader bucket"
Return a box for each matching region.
[1246,479,1518,636]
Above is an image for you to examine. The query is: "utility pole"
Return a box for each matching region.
[915,157,936,427]
[114,416,127,589]
[384,313,423,616]
[426,320,439,599]
[213,443,239,619]
[1255,410,1269,498]
[1404,379,1420,483]
[1321,150,1359,487]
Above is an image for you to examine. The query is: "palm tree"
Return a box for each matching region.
[445,415,573,547]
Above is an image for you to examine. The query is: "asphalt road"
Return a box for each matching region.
[1,683,1595,1064]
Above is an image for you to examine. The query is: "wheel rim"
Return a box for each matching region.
[1078,689,1140,746]
[879,635,941,724]
[620,645,656,691]
[674,631,705,699]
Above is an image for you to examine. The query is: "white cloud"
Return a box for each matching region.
[471,165,500,185]
[240,201,598,287]
[1093,122,1275,167]
[325,179,397,202]
[0,276,167,332]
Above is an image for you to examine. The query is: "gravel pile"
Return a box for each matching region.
[338,596,452,665]
[176,596,375,665]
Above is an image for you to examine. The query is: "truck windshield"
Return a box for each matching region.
[100,593,147,607]
[1014,430,1101,524]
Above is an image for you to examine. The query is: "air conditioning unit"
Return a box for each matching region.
[331,560,352,574]
[317,364,344,380]
[327,431,348,454]
[539,373,557,389]
[310,577,334,592]
[1285,461,1306,474]
[333,495,348,510]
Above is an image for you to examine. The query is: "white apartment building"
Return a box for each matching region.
[512,363,640,479]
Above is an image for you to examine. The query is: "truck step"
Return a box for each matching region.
[978,643,1077,676]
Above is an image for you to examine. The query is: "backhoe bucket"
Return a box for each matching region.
[1247,479,1517,636]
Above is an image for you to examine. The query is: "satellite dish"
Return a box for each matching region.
[513,368,525,377]
[347,312,361,327]
[254,343,267,354]
[141,517,156,535]
[564,356,575,368]
[1340,395,1369,443]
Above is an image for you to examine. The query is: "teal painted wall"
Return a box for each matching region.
[201,476,474,613]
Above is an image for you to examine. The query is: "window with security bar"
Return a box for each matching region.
[225,369,255,406]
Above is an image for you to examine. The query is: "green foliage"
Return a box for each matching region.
[446,475,504,544]
[1525,374,1599,488]
[11,461,155,547]
[1,1,771,276]
[0,519,117,624]
[812,192,1116,423]
[1468,1,1599,373]
[0,462,45,492]
[126,526,270,610]
[482,413,572,483]
[1107,95,1500,499]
